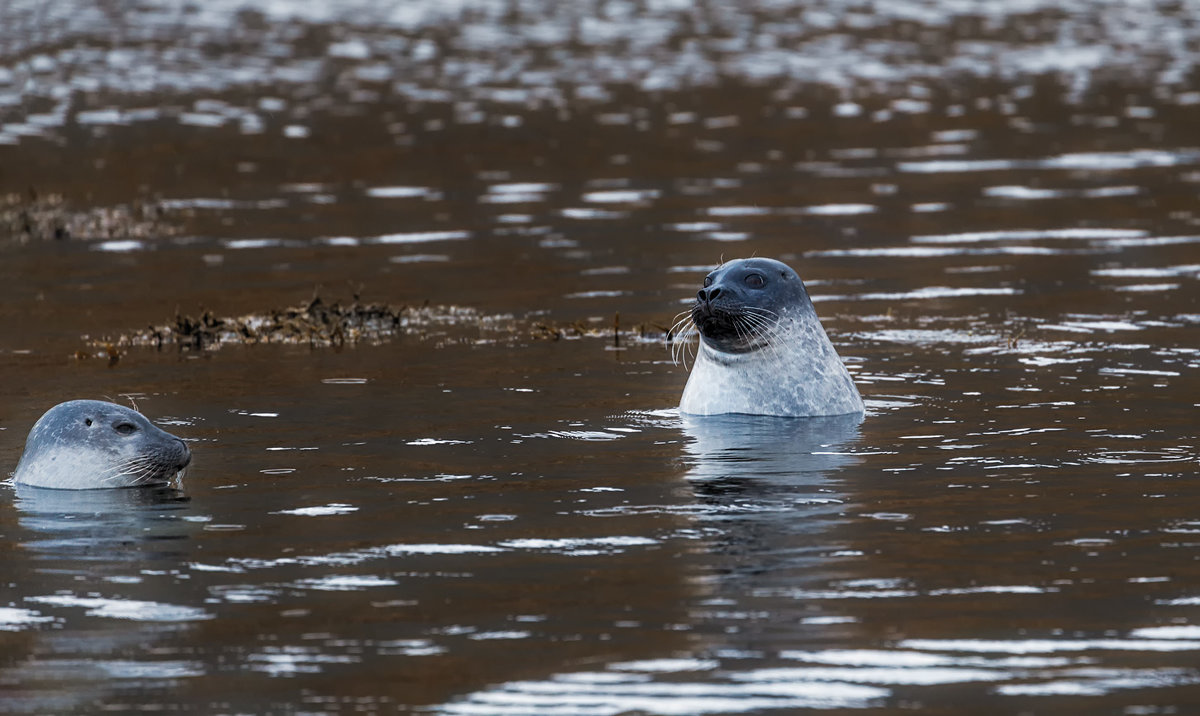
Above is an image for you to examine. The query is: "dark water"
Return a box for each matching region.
[1,1,1199,713]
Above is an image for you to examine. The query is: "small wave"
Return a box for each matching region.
[911,228,1146,244]
[364,185,436,199]
[900,637,1200,653]
[0,606,56,631]
[899,149,1200,174]
[437,670,888,715]
[27,595,212,622]
[273,503,358,517]
[582,189,659,203]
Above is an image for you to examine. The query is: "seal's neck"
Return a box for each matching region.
[681,307,863,417]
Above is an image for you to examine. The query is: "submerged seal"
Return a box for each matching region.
[13,400,191,490]
[677,257,864,417]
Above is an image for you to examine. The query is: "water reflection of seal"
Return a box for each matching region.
[677,257,864,417]
[13,400,191,490]
[16,482,193,556]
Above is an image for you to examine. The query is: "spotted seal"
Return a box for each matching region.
[13,400,191,489]
[676,258,863,417]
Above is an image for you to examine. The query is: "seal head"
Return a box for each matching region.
[13,400,191,490]
[690,257,815,354]
[679,258,864,417]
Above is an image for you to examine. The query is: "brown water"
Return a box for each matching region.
[1,1,1199,713]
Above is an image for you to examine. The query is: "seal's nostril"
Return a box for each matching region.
[697,287,722,302]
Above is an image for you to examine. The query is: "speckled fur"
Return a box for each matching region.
[679,258,863,418]
[13,400,191,490]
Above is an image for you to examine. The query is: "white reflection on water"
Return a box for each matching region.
[91,239,146,252]
[900,637,1200,654]
[910,228,1147,244]
[0,607,57,631]
[438,671,888,715]
[247,647,359,676]
[855,329,1000,345]
[497,536,659,555]
[365,185,437,199]
[983,184,1141,200]
[995,670,1200,697]
[1113,283,1180,292]
[273,503,359,516]
[371,230,471,244]
[899,149,1200,174]
[227,542,506,570]
[1093,264,1200,278]
[583,189,660,203]
[843,286,1019,301]
[799,203,877,216]
[290,575,398,591]
[4,658,204,679]
[25,595,212,622]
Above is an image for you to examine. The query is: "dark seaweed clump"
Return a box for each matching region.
[84,294,480,355]
[1,191,177,243]
[80,293,672,361]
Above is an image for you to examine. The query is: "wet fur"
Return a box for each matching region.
[14,400,191,490]
[676,258,863,417]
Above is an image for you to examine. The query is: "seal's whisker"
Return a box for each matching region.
[669,308,699,367]
[679,335,698,367]
[736,312,780,351]
[672,332,697,367]
[98,467,138,485]
[670,309,697,337]
[130,467,161,487]
[729,315,745,343]
[100,455,164,485]
[669,316,694,342]
[745,312,781,342]
[127,459,170,486]
[94,458,144,480]
[743,305,780,319]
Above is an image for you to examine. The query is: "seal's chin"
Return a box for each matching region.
[691,302,761,354]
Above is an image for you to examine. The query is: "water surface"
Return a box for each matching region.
[1,1,1199,713]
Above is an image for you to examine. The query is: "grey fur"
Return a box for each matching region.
[13,400,191,490]
[678,258,863,417]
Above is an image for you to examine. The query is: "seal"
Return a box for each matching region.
[676,257,864,417]
[13,400,191,490]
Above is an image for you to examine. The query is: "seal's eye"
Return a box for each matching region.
[745,273,766,288]
[114,423,138,436]
[703,276,713,287]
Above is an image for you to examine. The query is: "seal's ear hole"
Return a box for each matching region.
[114,422,138,436]
[84,418,93,427]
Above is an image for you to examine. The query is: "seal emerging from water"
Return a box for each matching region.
[676,258,864,417]
[13,400,191,489]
